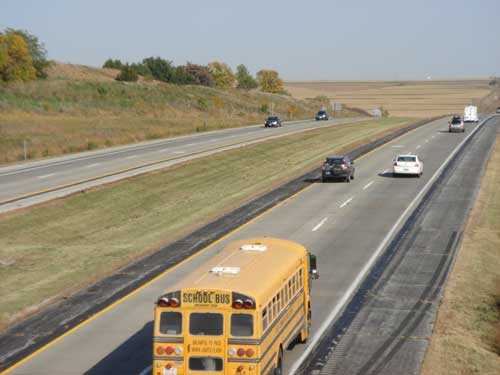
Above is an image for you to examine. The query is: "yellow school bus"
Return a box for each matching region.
[152,237,319,375]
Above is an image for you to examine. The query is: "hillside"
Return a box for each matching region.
[0,63,353,164]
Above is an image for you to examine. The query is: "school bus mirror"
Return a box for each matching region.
[309,253,319,279]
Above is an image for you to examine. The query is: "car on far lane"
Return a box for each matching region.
[448,115,465,133]
[264,116,282,128]
[315,110,329,121]
[322,155,355,182]
[393,154,423,177]
[496,106,500,114]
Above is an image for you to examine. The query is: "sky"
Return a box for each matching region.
[1,0,499,80]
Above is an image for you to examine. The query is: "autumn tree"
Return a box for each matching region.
[184,63,214,87]
[6,29,50,78]
[257,69,284,93]
[0,32,36,82]
[236,64,257,89]
[208,61,235,89]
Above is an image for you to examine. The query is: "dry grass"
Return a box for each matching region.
[285,80,490,117]
[0,63,348,164]
[421,138,500,375]
[0,117,413,330]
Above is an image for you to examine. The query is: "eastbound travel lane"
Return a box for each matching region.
[0,117,363,210]
[5,117,484,375]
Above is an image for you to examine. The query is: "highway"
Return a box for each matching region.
[0,117,363,213]
[2,116,492,375]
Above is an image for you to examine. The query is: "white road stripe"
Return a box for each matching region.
[391,145,404,148]
[424,139,429,143]
[381,169,388,175]
[339,197,353,208]
[138,365,151,375]
[288,117,487,375]
[416,145,421,149]
[172,151,186,154]
[157,148,170,153]
[125,155,138,159]
[312,217,328,232]
[85,163,100,168]
[363,181,374,190]
[37,173,55,179]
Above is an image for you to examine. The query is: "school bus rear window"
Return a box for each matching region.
[159,312,182,335]
[190,313,223,336]
[231,314,253,337]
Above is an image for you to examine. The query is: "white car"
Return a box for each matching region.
[463,105,478,122]
[393,154,423,177]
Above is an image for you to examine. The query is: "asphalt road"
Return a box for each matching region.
[0,117,363,213]
[3,116,486,375]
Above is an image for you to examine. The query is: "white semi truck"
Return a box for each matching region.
[463,105,478,122]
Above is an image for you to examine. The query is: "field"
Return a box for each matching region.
[0,63,351,164]
[285,80,490,117]
[0,117,414,330]
[421,138,500,374]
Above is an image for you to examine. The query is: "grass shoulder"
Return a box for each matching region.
[421,138,500,374]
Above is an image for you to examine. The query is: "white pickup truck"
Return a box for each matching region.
[463,105,478,122]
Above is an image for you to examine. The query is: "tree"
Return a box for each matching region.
[257,69,284,93]
[208,61,235,89]
[0,32,36,82]
[171,65,195,85]
[236,64,257,89]
[142,57,176,82]
[130,62,151,78]
[184,63,214,87]
[116,64,138,82]
[103,59,124,70]
[6,29,50,78]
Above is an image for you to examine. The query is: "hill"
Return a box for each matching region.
[0,63,353,164]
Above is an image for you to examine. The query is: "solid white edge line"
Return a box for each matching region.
[339,197,353,208]
[312,217,328,232]
[288,118,487,375]
[363,181,374,190]
[138,365,151,375]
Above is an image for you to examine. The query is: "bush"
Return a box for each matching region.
[116,64,138,82]
[236,64,258,90]
[103,59,124,70]
[259,103,269,113]
[197,98,210,111]
[142,57,175,82]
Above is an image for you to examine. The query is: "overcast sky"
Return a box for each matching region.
[1,0,499,80]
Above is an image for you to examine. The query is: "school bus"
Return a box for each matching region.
[152,237,319,375]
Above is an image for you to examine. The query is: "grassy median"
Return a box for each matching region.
[421,138,500,374]
[0,117,413,329]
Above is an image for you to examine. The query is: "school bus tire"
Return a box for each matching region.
[273,347,284,375]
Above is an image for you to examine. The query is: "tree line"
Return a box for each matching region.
[0,28,50,82]
[104,57,285,94]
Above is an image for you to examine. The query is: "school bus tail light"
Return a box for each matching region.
[243,299,254,309]
[157,291,181,308]
[165,346,175,355]
[245,348,255,357]
[156,346,165,355]
[237,348,246,357]
[233,299,244,309]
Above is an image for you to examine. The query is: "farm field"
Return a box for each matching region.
[285,80,491,117]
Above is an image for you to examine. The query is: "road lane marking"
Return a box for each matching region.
[85,163,100,168]
[312,217,328,232]
[391,145,404,148]
[125,155,138,159]
[363,181,374,190]
[381,169,388,175]
[425,139,429,143]
[416,145,421,149]
[172,151,186,154]
[288,117,487,375]
[156,148,170,153]
[37,173,55,179]
[340,197,353,208]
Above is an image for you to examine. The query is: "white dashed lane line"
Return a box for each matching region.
[85,163,100,168]
[340,197,354,208]
[312,217,328,232]
[363,181,374,190]
[37,173,55,179]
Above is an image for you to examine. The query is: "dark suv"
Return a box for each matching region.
[264,116,282,127]
[315,110,329,121]
[321,155,355,182]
